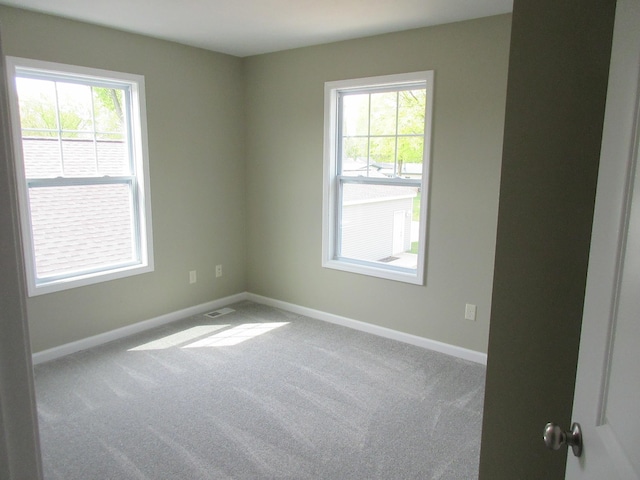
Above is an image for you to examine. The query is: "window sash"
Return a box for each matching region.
[337,86,427,178]
[26,177,142,283]
[17,73,135,179]
[335,177,420,270]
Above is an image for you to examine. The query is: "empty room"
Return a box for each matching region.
[1,1,629,479]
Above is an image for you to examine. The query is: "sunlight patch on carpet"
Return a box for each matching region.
[183,322,289,348]
[128,325,230,351]
[128,322,290,351]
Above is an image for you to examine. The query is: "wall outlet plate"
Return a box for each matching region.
[465,303,477,321]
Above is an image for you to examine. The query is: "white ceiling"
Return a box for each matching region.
[0,0,513,57]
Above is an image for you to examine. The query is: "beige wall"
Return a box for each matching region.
[244,15,511,353]
[0,6,247,352]
[0,6,510,355]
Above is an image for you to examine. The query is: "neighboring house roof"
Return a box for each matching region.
[21,137,134,278]
[22,136,128,178]
[342,158,423,179]
[341,158,421,205]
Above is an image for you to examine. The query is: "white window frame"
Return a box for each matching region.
[5,57,154,296]
[322,71,433,285]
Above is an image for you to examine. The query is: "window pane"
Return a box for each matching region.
[341,137,369,176]
[16,77,58,135]
[369,136,396,172]
[342,94,369,136]
[97,137,129,175]
[55,82,93,134]
[398,89,426,135]
[61,134,97,177]
[93,88,129,175]
[341,182,420,269]
[93,87,125,135]
[369,92,397,136]
[28,184,135,279]
[397,136,424,178]
[22,137,61,179]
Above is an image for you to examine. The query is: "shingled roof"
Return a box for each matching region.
[22,137,135,279]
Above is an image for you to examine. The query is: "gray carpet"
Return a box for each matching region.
[34,301,486,479]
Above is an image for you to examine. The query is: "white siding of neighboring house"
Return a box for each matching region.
[341,184,416,262]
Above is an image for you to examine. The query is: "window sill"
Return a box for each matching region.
[28,262,154,297]
[322,258,424,285]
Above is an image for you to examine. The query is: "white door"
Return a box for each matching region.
[566,0,640,478]
[392,210,405,254]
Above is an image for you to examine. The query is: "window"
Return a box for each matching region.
[323,72,433,284]
[6,57,153,296]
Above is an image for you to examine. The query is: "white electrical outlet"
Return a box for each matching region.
[189,270,197,284]
[215,265,222,278]
[465,303,477,321]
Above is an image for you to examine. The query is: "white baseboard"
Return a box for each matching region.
[246,293,487,365]
[32,291,486,366]
[31,292,249,365]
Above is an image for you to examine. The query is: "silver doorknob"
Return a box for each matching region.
[543,422,583,457]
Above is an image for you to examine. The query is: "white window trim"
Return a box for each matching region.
[5,57,154,296]
[322,71,434,285]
